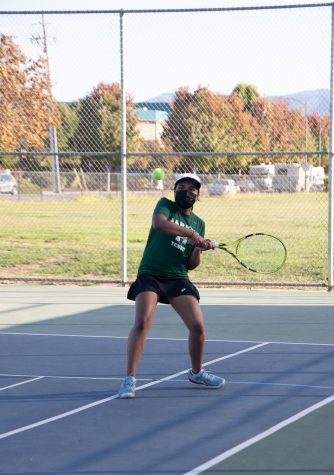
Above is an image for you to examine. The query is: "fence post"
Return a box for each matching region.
[328,4,334,291]
[50,126,61,194]
[120,10,127,286]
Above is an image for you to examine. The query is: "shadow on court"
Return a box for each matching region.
[0,289,334,474]
[1,303,334,344]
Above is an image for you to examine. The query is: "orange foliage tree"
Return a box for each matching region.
[0,34,59,157]
[162,86,260,172]
[162,85,325,172]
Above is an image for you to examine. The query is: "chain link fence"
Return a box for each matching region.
[0,4,333,288]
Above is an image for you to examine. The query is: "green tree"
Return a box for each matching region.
[72,82,140,170]
[53,102,80,171]
[56,102,79,152]
[232,83,259,111]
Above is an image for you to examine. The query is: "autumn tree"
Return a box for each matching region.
[307,112,329,167]
[0,34,59,165]
[129,138,180,173]
[72,82,140,171]
[162,86,260,172]
[250,98,317,164]
[251,98,294,153]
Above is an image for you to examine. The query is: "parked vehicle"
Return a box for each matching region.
[235,177,257,192]
[208,179,240,196]
[0,171,17,195]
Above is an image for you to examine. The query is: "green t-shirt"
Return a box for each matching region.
[137,197,205,279]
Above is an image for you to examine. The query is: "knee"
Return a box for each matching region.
[133,315,152,333]
[189,322,205,337]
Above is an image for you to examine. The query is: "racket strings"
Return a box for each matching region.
[236,235,286,273]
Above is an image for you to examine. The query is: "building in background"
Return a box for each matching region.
[133,102,171,142]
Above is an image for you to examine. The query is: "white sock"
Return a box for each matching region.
[191,369,202,375]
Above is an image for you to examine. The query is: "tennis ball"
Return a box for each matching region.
[152,168,165,180]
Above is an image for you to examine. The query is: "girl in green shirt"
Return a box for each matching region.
[119,173,226,398]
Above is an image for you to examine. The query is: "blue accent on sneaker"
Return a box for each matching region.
[119,376,136,398]
[188,369,225,389]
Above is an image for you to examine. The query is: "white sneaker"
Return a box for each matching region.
[188,369,225,389]
[119,376,136,399]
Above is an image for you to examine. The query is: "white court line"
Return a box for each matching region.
[1,331,334,347]
[0,373,151,382]
[183,392,334,475]
[0,331,251,341]
[2,374,334,391]
[0,342,267,440]
[0,376,44,392]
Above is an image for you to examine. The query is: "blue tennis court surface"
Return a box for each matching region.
[0,286,334,474]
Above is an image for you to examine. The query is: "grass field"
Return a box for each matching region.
[0,191,328,286]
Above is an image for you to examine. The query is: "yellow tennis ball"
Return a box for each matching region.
[152,168,165,180]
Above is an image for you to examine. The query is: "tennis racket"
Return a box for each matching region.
[211,233,287,274]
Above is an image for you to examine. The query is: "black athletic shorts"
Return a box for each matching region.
[127,273,200,305]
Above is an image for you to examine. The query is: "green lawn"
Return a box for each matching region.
[0,192,329,285]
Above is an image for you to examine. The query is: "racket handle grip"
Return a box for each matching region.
[211,242,220,248]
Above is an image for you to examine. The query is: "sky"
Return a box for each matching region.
[0,0,332,103]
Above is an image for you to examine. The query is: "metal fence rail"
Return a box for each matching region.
[0,3,333,289]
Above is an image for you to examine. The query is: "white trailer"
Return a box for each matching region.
[272,163,325,192]
[248,164,275,191]
[302,164,325,191]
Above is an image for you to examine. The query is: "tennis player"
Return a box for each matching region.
[119,173,225,398]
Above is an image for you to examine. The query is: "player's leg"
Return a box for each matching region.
[119,291,158,399]
[127,291,158,376]
[169,294,205,373]
[169,294,225,389]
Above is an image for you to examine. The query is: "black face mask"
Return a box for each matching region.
[175,189,197,209]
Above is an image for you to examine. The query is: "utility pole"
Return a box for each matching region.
[32,14,61,193]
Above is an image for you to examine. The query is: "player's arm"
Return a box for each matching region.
[187,248,202,270]
[152,213,205,247]
[187,240,214,270]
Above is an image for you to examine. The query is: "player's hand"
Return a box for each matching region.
[188,231,203,247]
[196,239,215,251]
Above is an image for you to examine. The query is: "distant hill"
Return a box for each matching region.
[144,92,175,103]
[141,89,330,116]
[269,89,329,116]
